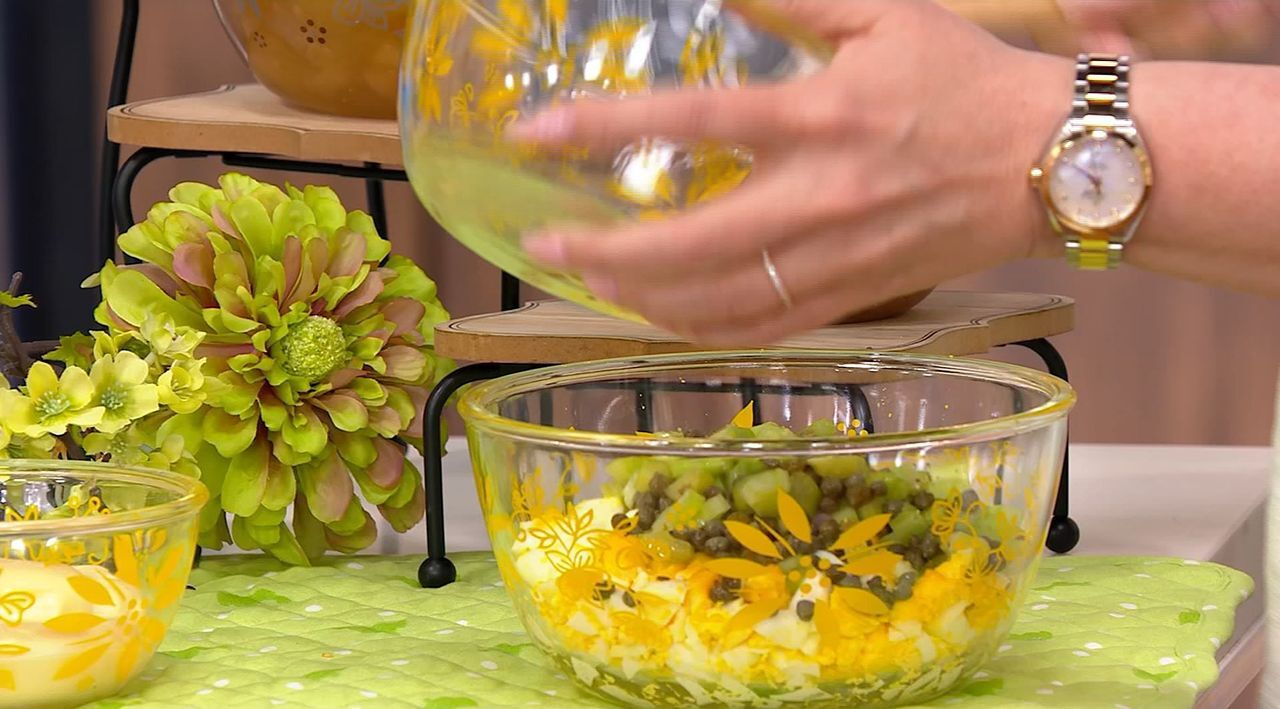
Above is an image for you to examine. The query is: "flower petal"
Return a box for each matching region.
[222,435,270,517]
[314,393,369,433]
[298,451,354,524]
[60,367,95,409]
[381,346,428,383]
[380,298,426,338]
[332,271,384,321]
[172,241,216,289]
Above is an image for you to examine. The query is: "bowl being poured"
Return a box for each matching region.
[400,0,933,323]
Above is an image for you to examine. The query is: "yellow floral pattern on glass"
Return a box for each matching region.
[0,498,195,704]
[475,405,1039,706]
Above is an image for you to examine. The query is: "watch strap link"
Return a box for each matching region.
[1069,53,1131,271]
[1072,54,1131,123]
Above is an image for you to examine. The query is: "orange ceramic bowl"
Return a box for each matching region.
[214,0,409,119]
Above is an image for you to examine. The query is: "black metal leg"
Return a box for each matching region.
[500,272,521,311]
[848,385,874,434]
[418,362,547,588]
[113,147,212,234]
[99,0,140,265]
[740,379,761,425]
[1009,338,1079,554]
[635,380,655,433]
[363,163,388,237]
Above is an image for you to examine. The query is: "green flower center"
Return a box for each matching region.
[35,393,70,419]
[280,316,349,383]
[100,386,127,412]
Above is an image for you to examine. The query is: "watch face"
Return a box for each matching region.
[1047,133,1147,230]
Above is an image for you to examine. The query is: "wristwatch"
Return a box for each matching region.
[1029,54,1153,270]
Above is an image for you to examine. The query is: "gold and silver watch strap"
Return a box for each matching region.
[1072,53,1130,123]
[1069,53,1131,270]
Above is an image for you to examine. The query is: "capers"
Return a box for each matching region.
[649,473,671,494]
[820,477,844,498]
[795,600,815,622]
[705,536,732,555]
[911,491,935,510]
[611,513,629,529]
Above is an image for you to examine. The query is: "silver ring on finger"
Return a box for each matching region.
[761,249,793,310]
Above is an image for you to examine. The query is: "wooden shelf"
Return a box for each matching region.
[107,84,401,165]
[435,291,1075,363]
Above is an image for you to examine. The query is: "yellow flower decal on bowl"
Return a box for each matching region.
[41,530,191,687]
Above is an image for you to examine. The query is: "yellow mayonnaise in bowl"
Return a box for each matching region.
[461,351,1074,708]
[0,460,206,708]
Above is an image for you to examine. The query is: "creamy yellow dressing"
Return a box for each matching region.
[0,559,148,709]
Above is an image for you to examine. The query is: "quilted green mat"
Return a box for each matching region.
[83,554,1252,709]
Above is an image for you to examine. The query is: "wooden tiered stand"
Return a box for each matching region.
[102,2,1079,591]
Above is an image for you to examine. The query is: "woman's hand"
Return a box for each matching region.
[514,0,1071,346]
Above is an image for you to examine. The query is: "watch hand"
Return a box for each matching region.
[1066,162,1103,193]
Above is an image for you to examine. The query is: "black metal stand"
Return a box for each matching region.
[418,363,547,588]
[99,0,139,266]
[1007,338,1079,554]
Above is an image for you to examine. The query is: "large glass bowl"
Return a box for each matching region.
[460,351,1073,708]
[400,1,939,323]
[0,461,207,709]
[214,0,410,119]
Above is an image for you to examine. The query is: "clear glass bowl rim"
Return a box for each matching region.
[459,349,1076,456]
[0,459,209,538]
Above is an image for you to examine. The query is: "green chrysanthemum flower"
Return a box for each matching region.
[92,173,453,563]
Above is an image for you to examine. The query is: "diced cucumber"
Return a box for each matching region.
[699,495,731,523]
[724,458,768,489]
[670,457,733,479]
[801,420,840,438]
[732,468,791,517]
[810,455,872,478]
[711,424,755,440]
[653,490,707,533]
[788,471,821,515]
[750,422,793,440]
[665,468,720,501]
[832,505,860,527]
[883,466,928,499]
[606,457,670,487]
[884,507,929,544]
[857,498,886,520]
[640,531,695,563]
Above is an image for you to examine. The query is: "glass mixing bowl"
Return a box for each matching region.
[214,0,410,119]
[460,351,1073,707]
[0,461,207,709]
[400,0,867,322]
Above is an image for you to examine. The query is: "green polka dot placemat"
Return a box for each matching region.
[85,554,1251,709]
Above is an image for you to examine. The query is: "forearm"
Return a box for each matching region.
[1032,61,1280,294]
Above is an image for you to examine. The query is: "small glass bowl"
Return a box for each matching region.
[0,460,207,709]
[460,350,1073,707]
[214,0,410,119]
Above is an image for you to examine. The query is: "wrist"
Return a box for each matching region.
[1008,51,1074,260]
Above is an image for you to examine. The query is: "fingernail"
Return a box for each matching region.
[582,273,617,301]
[523,233,568,267]
[507,109,571,143]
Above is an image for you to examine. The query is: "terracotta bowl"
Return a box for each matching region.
[213,0,409,119]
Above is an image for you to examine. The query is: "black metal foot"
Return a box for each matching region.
[1045,516,1080,554]
[1008,338,1077,554]
[419,362,547,588]
[417,556,458,588]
